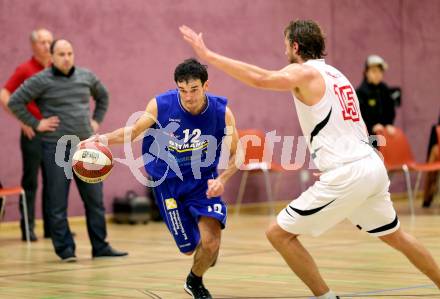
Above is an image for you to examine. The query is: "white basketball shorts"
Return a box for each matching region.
[277,152,399,237]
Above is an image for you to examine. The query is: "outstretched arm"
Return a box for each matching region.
[180,25,308,91]
[94,99,158,146]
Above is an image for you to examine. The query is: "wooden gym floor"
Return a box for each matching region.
[1,199,440,299]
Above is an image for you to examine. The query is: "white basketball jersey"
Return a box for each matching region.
[293,59,373,171]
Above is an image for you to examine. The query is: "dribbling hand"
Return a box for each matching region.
[77,134,108,148]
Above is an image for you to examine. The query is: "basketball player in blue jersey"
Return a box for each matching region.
[86,59,241,299]
[180,21,440,299]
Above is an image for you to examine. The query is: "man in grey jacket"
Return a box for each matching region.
[9,39,127,262]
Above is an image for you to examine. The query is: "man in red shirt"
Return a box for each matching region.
[0,28,54,241]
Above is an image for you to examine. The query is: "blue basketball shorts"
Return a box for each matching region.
[152,173,227,253]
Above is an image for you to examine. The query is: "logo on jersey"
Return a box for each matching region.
[165,198,178,210]
[325,71,341,79]
[168,140,209,153]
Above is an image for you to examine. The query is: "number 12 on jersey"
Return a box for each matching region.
[183,128,202,143]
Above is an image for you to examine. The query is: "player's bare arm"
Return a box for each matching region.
[98,98,158,146]
[180,25,296,90]
[179,25,324,105]
[206,107,243,198]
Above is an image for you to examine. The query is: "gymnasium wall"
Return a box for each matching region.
[1,0,439,221]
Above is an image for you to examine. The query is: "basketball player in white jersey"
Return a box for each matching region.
[180,20,440,299]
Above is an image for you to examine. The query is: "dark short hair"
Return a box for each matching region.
[284,20,326,60]
[50,39,59,54]
[174,58,208,84]
[50,39,72,54]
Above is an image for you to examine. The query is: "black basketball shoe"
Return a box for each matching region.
[184,280,212,299]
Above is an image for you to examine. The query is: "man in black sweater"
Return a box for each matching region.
[356,55,396,141]
[8,39,127,262]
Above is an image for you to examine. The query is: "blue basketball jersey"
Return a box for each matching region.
[142,89,227,179]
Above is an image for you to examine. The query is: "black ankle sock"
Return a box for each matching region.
[187,270,202,285]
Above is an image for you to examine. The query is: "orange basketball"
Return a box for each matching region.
[72,142,113,183]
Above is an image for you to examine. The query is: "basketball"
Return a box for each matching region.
[72,141,113,183]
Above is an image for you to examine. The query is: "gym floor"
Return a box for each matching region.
[1,199,439,299]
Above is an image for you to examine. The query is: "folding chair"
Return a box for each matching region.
[0,185,30,244]
[378,127,440,216]
[235,129,284,215]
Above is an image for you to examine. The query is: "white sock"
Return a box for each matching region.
[315,290,338,299]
